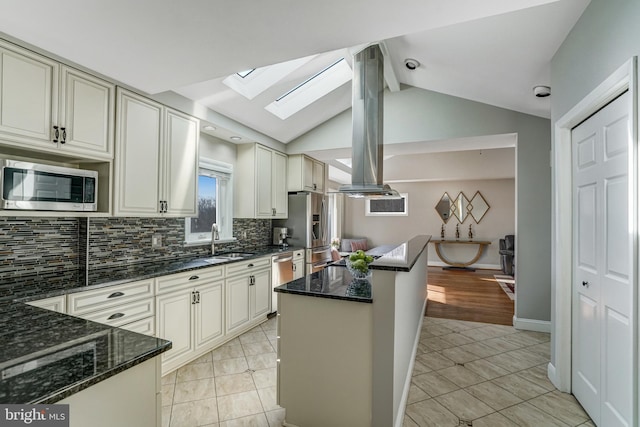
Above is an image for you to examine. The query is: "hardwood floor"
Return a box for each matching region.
[425,266,514,325]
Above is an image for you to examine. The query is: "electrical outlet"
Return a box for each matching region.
[152,234,163,248]
[242,230,248,239]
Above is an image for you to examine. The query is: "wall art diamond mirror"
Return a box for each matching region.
[435,192,453,223]
[435,191,490,224]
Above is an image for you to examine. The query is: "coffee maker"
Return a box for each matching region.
[272,227,289,248]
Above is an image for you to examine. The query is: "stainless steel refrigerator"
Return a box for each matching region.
[273,192,331,274]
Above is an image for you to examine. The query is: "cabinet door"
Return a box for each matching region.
[303,156,314,191]
[114,89,162,215]
[293,259,305,280]
[0,42,58,145]
[255,145,274,218]
[313,160,325,193]
[226,274,251,334]
[163,108,198,216]
[194,281,224,350]
[156,289,194,370]
[251,268,271,320]
[272,151,288,218]
[59,66,114,159]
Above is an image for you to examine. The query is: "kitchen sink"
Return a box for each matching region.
[200,257,229,265]
[200,253,254,264]
[216,252,254,259]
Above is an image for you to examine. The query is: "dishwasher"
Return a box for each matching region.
[271,251,293,314]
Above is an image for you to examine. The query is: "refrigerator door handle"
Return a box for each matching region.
[321,197,328,245]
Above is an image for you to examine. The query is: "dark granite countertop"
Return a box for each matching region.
[275,235,432,303]
[10,245,302,303]
[275,266,372,303]
[0,302,171,404]
[0,245,298,404]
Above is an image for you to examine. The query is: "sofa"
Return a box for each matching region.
[499,234,515,275]
[339,238,398,257]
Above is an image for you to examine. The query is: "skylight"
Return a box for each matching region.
[236,69,255,78]
[265,58,352,120]
[222,56,315,100]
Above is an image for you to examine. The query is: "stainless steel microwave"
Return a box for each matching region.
[0,159,98,211]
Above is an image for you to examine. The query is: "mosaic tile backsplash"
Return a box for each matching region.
[0,217,83,280]
[0,216,272,278]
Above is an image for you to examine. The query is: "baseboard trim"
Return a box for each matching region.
[547,362,560,389]
[428,261,501,270]
[513,316,551,333]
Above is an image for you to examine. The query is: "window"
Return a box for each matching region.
[185,159,234,245]
[365,193,409,216]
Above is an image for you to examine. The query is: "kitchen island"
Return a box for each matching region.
[275,235,430,427]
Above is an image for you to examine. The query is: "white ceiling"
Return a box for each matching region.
[0,0,589,147]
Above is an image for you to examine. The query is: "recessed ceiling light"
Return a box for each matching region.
[404,58,420,70]
[203,125,216,131]
[230,136,242,141]
[533,85,551,97]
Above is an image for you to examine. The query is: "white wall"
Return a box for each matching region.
[343,179,514,268]
[549,0,640,372]
[199,132,237,166]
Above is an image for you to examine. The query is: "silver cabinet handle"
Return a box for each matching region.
[196,291,201,303]
[52,125,59,143]
[108,292,125,299]
[60,127,66,144]
[247,263,254,268]
[191,291,197,304]
[189,275,199,280]
[107,312,125,320]
[582,281,589,287]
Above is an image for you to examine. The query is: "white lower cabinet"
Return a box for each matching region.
[225,258,271,336]
[293,250,305,280]
[155,267,225,374]
[65,279,156,335]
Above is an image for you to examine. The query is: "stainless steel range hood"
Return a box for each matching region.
[338,44,399,198]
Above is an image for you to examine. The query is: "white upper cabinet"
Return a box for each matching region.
[235,143,287,219]
[0,39,114,160]
[288,154,325,194]
[114,89,162,215]
[114,88,198,217]
[0,41,58,146]
[162,108,199,216]
[59,66,114,158]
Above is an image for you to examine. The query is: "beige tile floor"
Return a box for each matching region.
[405,316,594,427]
[161,316,283,427]
[162,315,594,427]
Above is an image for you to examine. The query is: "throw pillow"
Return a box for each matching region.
[351,240,368,251]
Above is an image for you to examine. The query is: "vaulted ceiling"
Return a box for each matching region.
[0,0,590,147]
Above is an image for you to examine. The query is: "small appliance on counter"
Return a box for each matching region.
[273,227,289,248]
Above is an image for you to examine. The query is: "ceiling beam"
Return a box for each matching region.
[379,41,401,93]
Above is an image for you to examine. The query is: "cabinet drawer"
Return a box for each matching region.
[119,316,155,336]
[68,279,154,315]
[225,257,270,277]
[27,295,67,313]
[155,266,224,295]
[81,297,155,327]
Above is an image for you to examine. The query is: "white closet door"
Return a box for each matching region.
[572,90,635,427]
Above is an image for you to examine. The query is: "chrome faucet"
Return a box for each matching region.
[211,224,219,255]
